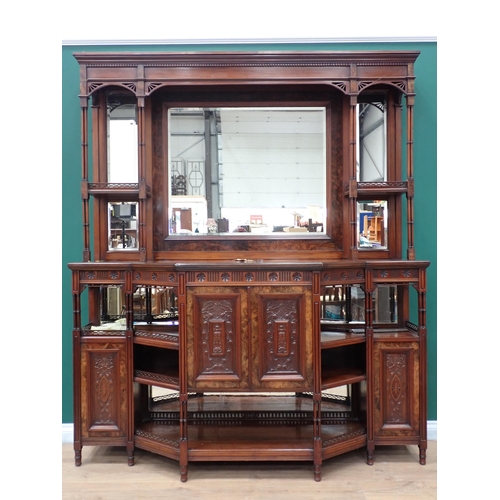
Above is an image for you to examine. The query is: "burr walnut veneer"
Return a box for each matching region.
[68,50,429,481]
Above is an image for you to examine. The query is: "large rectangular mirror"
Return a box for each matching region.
[168,107,326,236]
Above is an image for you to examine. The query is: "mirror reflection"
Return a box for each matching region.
[133,286,178,323]
[321,285,365,323]
[356,101,387,182]
[357,200,387,249]
[321,284,397,325]
[88,285,127,330]
[168,107,326,235]
[108,202,139,250]
[107,93,138,183]
[374,285,398,323]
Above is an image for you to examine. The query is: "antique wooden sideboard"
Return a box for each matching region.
[68,50,430,481]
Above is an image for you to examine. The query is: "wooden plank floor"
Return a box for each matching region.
[62,441,437,499]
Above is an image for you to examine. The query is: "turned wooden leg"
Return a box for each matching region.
[127,443,135,466]
[366,447,374,465]
[313,464,322,482]
[74,449,82,467]
[180,464,188,482]
[419,445,426,465]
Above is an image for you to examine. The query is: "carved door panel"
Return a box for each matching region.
[186,285,313,391]
[250,286,314,391]
[187,287,249,390]
[372,341,420,438]
[80,340,128,439]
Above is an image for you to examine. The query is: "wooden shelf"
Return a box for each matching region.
[187,424,315,460]
[352,181,408,196]
[321,423,367,460]
[134,328,179,350]
[135,393,366,462]
[135,422,181,461]
[321,368,366,390]
[135,419,366,462]
[134,370,180,390]
[86,182,150,200]
[373,328,419,341]
[133,342,180,390]
[321,330,365,349]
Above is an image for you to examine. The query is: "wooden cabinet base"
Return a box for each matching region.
[69,260,428,481]
[133,394,367,481]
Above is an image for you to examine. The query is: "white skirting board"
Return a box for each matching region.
[62,421,437,444]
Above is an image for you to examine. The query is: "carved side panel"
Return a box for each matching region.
[253,287,313,390]
[80,342,127,438]
[373,341,420,438]
[187,287,248,390]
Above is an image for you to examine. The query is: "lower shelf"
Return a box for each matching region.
[134,394,366,462]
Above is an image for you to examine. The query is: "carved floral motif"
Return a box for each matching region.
[264,299,300,373]
[385,353,407,424]
[94,354,115,425]
[199,298,236,374]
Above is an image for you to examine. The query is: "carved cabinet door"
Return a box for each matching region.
[372,340,420,439]
[250,286,314,391]
[80,339,129,440]
[187,286,250,391]
[186,285,313,392]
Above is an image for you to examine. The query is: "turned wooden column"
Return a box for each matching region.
[136,95,147,262]
[71,270,83,465]
[417,267,428,464]
[348,90,359,260]
[125,270,135,465]
[312,270,322,481]
[364,269,375,465]
[177,271,188,481]
[406,71,416,260]
[79,98,90,262]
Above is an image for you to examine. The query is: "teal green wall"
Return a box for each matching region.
[62,41,437,423]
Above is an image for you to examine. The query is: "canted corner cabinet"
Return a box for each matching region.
[68,50,430,482]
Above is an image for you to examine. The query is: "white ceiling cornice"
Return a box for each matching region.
[62,36,437,46]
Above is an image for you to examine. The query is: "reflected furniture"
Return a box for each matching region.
[68,50,430,481]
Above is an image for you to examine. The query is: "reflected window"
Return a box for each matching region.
[356,100,387,182]
[108,202,139,250]
[357,200,387,249]
[168,107,326,235]
[107,93,138,183]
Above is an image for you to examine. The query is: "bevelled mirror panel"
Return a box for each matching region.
[107,93,138,183]
[108,202,139,250]
[168,107,326,236]
[357,200,388,250]
[320,284,398,325]
[356,101,387,182]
